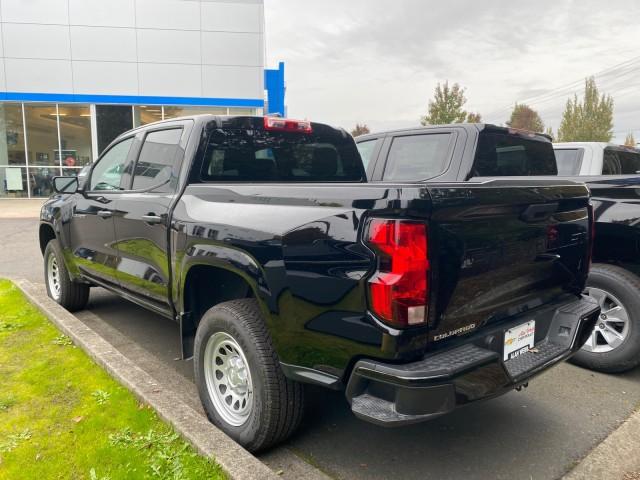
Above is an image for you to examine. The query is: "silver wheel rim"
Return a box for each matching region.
[47,253,61,301]
[203,332,253,426]
[582,287,631,354]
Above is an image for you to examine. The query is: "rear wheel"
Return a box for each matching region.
[43,239,89,311]
[194,299,304,452]
[571,263,640,373]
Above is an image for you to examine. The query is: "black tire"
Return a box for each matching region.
[570,263,640,373]
[43,239,89,312]
[194,299,304,452]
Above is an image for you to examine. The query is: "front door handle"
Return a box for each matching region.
[141,214,163,225]
[97,210,113,218]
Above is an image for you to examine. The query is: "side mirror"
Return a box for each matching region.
[52,176,79,194]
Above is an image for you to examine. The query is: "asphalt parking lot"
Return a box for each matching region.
[3,214,640,480]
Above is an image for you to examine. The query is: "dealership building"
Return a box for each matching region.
[0,0,284,197]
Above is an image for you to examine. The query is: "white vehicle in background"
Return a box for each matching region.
[554,142,640,175]
[552,142,640,373]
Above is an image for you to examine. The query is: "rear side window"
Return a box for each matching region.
[383,133,451,181]
[473,132,557,176]
[201,125,364,182]
[356,139,378,171]
[131,128,183,192]
[554,149,582,175]
[602,148,640,175]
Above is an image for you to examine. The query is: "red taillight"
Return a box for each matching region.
[263,116,312,133]
[365,219,429,328]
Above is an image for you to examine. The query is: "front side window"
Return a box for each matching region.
[131,128,183,192]
[383,134,451,181]
[602,148,640,175]
[89,137,134,191]
[554,149,582,175]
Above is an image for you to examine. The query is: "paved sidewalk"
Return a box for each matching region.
[0,198,46,218]
[564,406,640,480]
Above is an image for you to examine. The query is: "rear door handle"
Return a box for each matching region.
[97,210,113,218]
[141,214,163,225]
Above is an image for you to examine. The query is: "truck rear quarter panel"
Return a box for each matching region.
[171,183,431,379]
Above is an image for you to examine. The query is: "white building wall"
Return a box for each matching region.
[0,0,265,102]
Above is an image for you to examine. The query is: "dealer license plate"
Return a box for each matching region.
[503,320,535,361]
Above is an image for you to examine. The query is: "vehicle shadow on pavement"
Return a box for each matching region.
[284,368,640,480]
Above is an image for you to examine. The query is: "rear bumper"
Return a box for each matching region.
[345,295,600,426]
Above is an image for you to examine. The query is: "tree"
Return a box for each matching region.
[466,112,482,123]
[350,123,370,137]
[545,126,555,141]
[421,81,469,125]
[624,132,636,147]
[506,103,544,132]
[557,77,614,142]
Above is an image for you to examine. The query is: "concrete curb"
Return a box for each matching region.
[563,406,640,480]
[14,279,279,480]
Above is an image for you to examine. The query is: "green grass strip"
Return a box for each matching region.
[0,279,225,480]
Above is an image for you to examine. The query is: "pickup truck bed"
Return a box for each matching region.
[40,117,599,451]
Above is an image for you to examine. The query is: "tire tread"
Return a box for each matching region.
[44,239,89,312]
[570,263,640,373]
[199,299,303,451]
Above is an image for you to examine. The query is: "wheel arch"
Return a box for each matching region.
[178,261,272,359]
[39,222,57,254]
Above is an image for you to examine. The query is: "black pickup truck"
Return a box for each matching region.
[40,117,598,451]
[359,129,640,375]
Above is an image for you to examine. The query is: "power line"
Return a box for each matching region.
[612,128,640,135]
[485,55,640,122]
[491,56,640,114]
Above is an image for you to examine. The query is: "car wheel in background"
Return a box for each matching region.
[43,239,90,312]
[194,298,304,452]
[571,263,640,373]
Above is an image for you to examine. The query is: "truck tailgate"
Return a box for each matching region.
[427,180,591,344]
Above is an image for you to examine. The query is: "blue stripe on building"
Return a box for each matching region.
[0,92,265,108]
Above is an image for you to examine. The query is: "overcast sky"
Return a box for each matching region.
[265,0,640,143]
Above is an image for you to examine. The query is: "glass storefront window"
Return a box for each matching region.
[62,167,84,177]
[133,106,163,127]
[228,107,257,116]
[96,105,133,154]
[28,166,61,197]
[163,106,228,119]
[58,105,93,167]
[0,166,28,198]
[0,101,257,197]
[0,103,26,169]
[24,104,60,170]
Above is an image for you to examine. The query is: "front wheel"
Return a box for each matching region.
[194,299,304,452]
[43,239,89,312]
[570,263,640,373]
